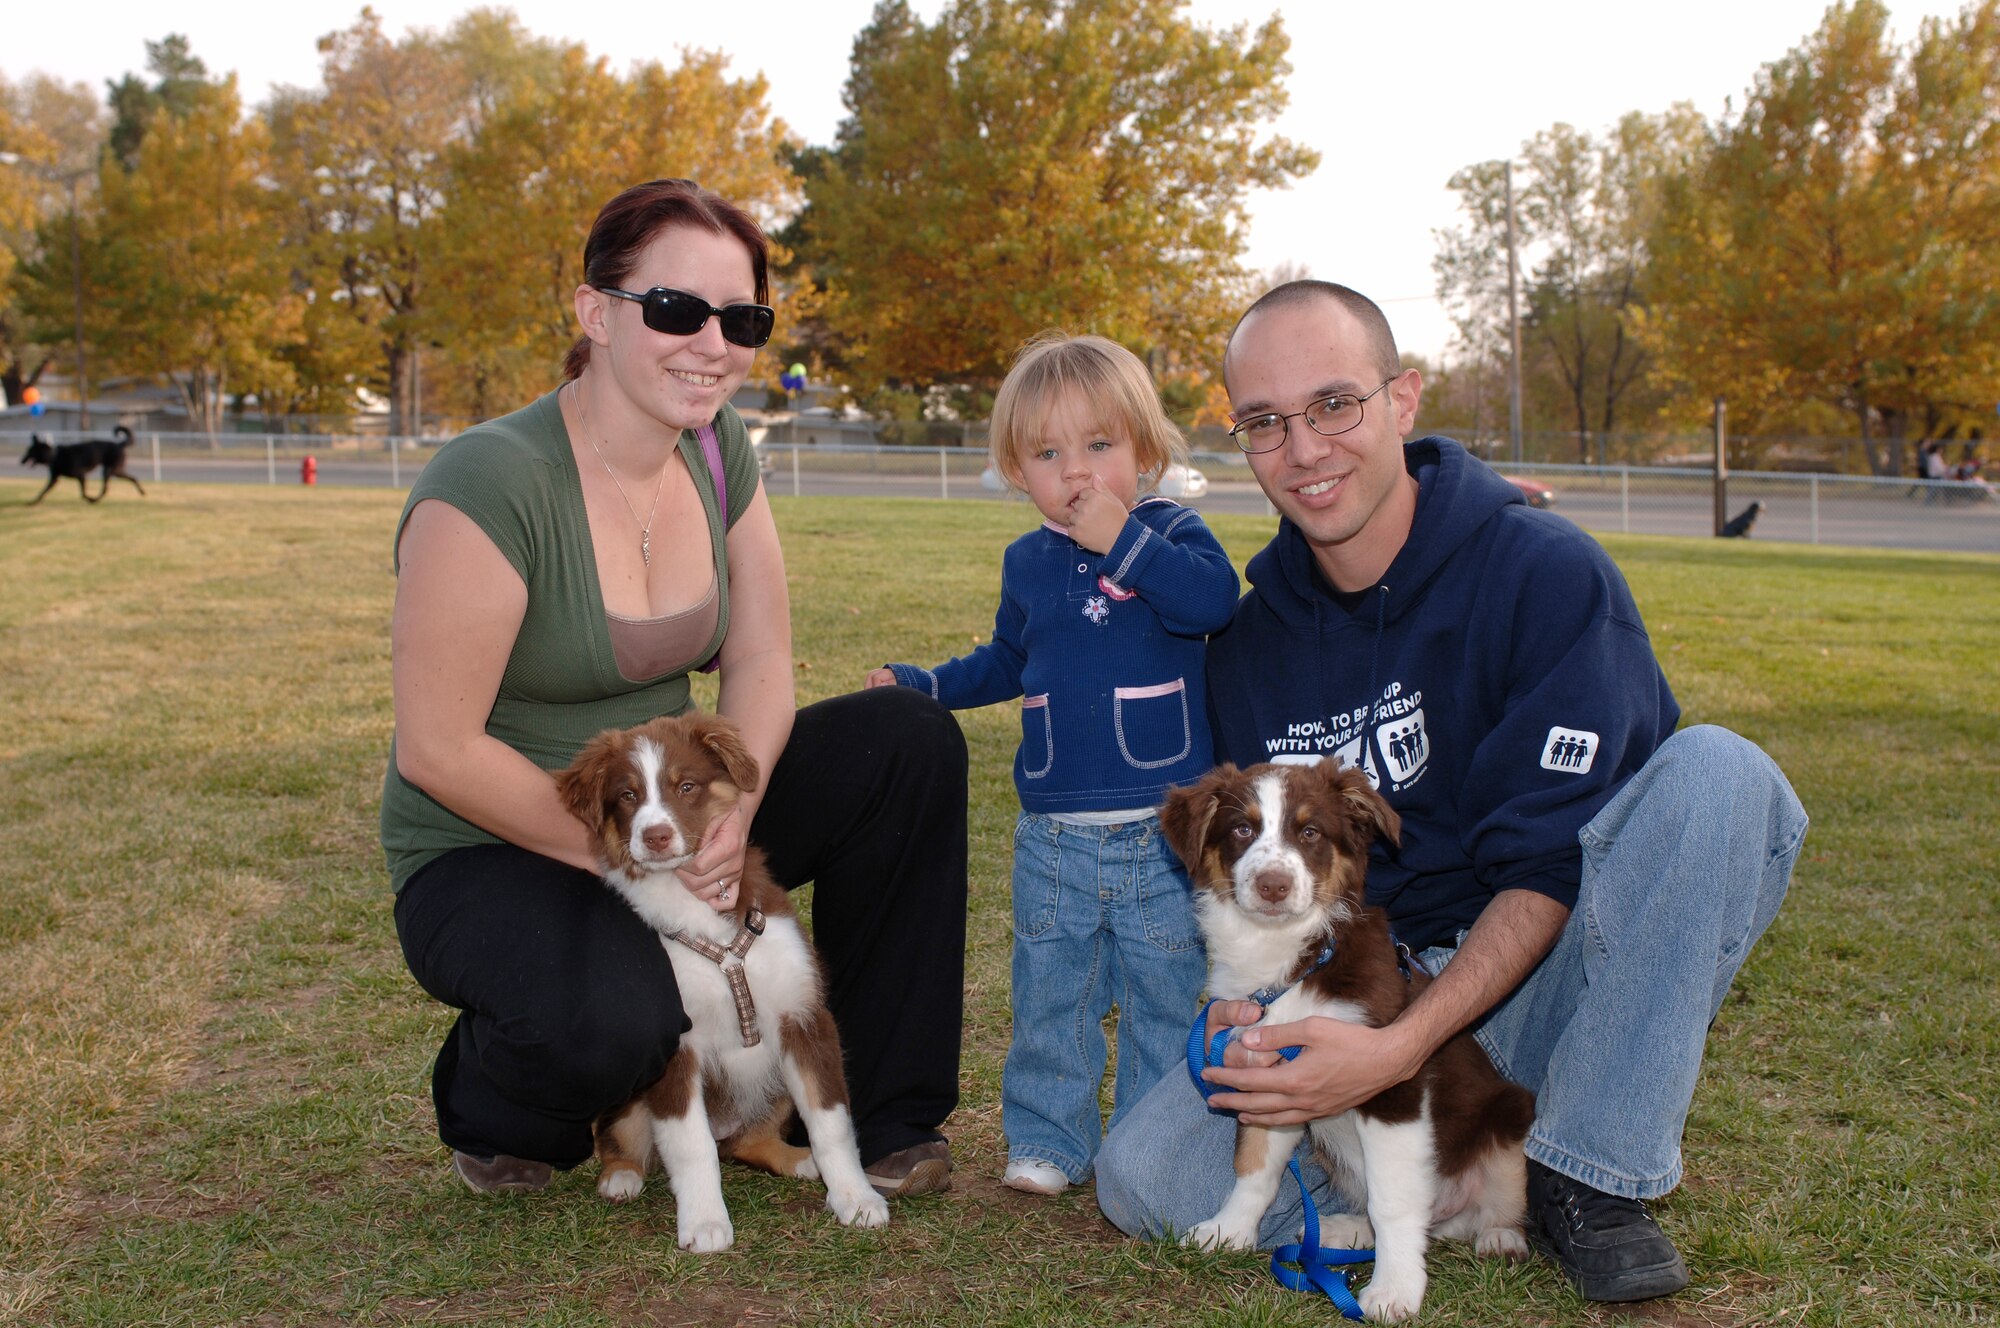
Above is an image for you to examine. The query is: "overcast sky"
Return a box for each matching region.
[3,0,1965,360]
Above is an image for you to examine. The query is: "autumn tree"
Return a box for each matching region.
[427,44,798,419]
[0,72,105,405]
[266,9,485,435]
[104,35,213,169]
[1434,109,1703,461]
[19,75,299,438]
[1639,0,2000,472]
[796,0,1316,394]
[1881,0,2000,440]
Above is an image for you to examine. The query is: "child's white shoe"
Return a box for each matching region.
[1003,1159,1071,1196]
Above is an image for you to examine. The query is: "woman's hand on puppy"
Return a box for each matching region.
[677,804,750,913]
[864,667,896,689]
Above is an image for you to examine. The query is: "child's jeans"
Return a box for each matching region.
[1003,810,1207,1182]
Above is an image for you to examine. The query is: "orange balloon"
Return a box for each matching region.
[20,387,39,405]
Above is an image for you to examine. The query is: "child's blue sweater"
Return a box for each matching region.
[888,497,1240,813]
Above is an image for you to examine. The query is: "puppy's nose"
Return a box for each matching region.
[642,826,678,855]
[1253,872,1290,905]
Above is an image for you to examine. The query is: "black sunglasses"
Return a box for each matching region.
[596,285,775,348]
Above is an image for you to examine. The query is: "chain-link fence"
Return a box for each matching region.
[10,427,1993,552]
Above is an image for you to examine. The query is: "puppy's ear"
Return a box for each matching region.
[554,730,623,825]
[1327,761,1401,849]
[688,713,761,794]
[1160,765,1235,871]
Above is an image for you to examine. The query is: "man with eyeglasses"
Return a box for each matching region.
[1095,281,1806,1305]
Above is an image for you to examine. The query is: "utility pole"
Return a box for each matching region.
[1504,161,1524,465]
[66,172,88,430]
[1713,397,1728,536]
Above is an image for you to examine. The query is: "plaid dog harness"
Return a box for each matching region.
[666,908,766,1047]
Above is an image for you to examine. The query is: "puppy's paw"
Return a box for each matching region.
[1183,1217,1256,1252]
[1475,1225,1530,1261]
[828,1183,890,1229]
[678,1217,735,1253]
[597,1168,644,1203]
[794,1155,821,1180]
[1358,1270,1425,1322]
[1320,1213,1376,1250]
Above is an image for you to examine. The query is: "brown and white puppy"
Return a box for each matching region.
[555,713,888,1251]
[1161,758,1533,1322]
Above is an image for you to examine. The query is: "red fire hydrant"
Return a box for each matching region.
[301,455,318,486]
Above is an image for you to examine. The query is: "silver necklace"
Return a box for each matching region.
[573,382,668,566]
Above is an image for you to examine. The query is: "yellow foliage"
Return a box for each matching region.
[803,0,1315,391]
[426,46,799,420]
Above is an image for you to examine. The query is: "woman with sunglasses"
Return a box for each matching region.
[384,179,967,1201]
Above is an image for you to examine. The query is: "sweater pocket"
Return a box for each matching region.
[1114,679,1192,770]
[1020,694,1054,779]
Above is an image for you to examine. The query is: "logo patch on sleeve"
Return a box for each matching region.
[1540,727,1599,774]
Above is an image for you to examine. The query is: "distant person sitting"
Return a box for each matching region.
[1951,454,1993,502]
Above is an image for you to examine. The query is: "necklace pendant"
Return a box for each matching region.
[640,531,651,566]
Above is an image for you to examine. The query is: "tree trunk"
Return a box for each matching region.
[173,370,219,448]
[3,355,51,406]
[1880,407,1907,479]
[1856,391,1888,477]
[386,339,413,439]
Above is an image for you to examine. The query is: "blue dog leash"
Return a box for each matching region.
[1186,995,1372,1320]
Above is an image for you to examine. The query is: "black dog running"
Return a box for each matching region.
[19,426,147,505]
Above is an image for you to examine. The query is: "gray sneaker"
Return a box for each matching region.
[1527,1160,1689,1302]
[452,1150,552,1194]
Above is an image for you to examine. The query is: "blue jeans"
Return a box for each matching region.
[1004,811,1209,1182]
[1095,725,1807,1242]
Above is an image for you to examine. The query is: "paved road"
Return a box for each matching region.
[102,456,2000,554]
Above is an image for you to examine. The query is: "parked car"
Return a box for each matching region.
[1502,473,1557,508]
[1152,462,1210,499]
[978,461,1210,500]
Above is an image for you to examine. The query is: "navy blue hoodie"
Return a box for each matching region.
[1206,437,1680,952]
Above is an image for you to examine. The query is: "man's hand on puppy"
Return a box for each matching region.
[1202,999,1284,1068]
[1200,1014,1427,1126]
[676,804,749,913]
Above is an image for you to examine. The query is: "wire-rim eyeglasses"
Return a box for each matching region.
[1228,377,1399,454]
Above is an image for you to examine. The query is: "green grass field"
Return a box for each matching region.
[1,479,1994,1327]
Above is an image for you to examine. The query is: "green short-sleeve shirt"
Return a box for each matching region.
[379,390,759,889]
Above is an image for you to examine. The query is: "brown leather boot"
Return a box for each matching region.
[863,1140,953,1198]
[452,1150,552,1194]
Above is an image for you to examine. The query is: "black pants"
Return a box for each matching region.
[393,687,969,1169]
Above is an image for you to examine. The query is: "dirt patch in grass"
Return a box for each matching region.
[59,1175,273,1227]
[952,1166,1125,1243]
[589,1284,813,1327]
